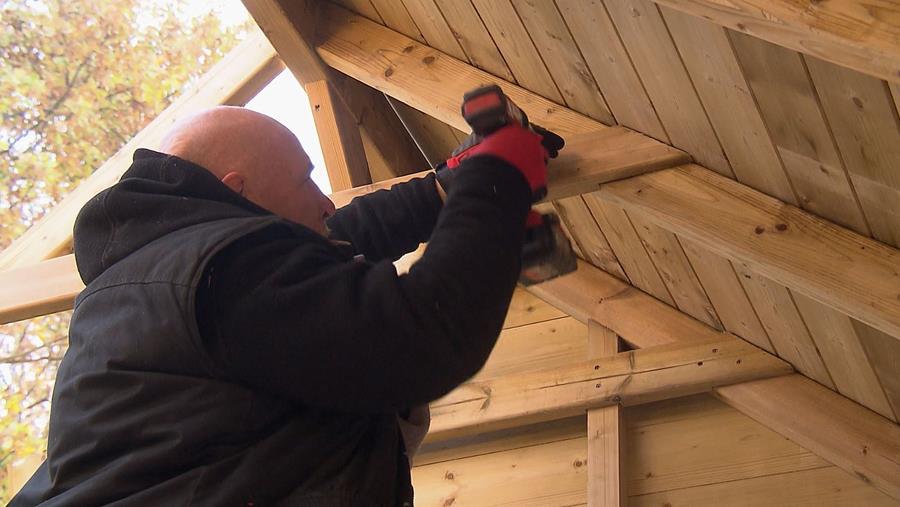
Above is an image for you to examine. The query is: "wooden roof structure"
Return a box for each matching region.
[3,0,900,504]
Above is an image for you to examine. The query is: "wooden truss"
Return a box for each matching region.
[3,0,899,504]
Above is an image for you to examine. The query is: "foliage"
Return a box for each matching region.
[0,0,248,499]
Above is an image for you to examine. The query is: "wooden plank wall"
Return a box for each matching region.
[409,289,896,505]
[413,389,898,506]
[324,0,900,425]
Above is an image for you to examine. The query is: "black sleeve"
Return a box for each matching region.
[198,156,530,413]
[326,173,443,262]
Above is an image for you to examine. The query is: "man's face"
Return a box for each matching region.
[259,147,336,236]
[283,153,336,236]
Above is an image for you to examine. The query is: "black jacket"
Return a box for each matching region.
[11,148,531,505]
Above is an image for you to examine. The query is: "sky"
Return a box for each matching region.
[245,70,332,194]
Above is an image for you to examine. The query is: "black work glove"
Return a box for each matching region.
[531,124,565,159]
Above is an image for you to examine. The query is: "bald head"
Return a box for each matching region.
[159,106,335,235]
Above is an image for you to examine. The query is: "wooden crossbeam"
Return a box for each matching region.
[428,335,791,441]
[1,126,688,325]
[331,129,688,207]
[648,0,900,84]
[599,164,900,341]
[0,30,280,272]
[532,261,900,500]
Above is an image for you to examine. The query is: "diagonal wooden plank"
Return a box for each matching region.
[0,255,82,323]
[599,164,900,342]
[315,2,613,136]
[0,30,280,272]
[716,375,900,500]
[647,0,900,84]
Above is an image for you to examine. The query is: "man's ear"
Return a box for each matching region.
[221,171,245,195]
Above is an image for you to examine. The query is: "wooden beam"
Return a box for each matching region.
[242,0,327,84]
[532,260,900,500]
[221,57,286,108]
[328,73,429,181]
[598,164,900,341]
[329,128,689,208]
[305,79,371,190]
[0,30,279,272]
[648,0,900,84]
[3,121,689,325]
[587,321,625,507]
[428,336,791,441]
[314,2,616,136]
[0,255,82,323]
[387,98,461,169]
[716,375,900,500]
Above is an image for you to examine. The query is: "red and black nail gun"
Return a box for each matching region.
[457,84,577,286]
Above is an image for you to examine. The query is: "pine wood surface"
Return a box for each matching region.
[599,164,900,342]
[429,336,791,440]
[551,196,627,280]
[509,0,614,124]
[717,375,900,500]
[430,0,515,82]
[316,2,606,136]
[626,394,830,496]
[627,213,723,330]
[586,322,625,506]
[679,238,774,353]
[603,0,733,176]
[304,79,372,191]
[580,194,675,306]
[475,316,588,382]
[660,8,798,205]
[532,260,900,500]
[648,0,900,85]
[728,31,871,235]
[557,0,668,141]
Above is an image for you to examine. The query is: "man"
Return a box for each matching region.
[12,105,554,505]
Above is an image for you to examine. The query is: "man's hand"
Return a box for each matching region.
[437,123,564,202]
[447,125,549,200]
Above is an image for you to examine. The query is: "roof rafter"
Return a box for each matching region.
[648,0,900,84]
[599,164,900,340]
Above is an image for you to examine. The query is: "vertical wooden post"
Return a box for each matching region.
[305,80,372,191]
[587,320,626,506]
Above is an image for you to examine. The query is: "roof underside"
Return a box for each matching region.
[326,0,900,424]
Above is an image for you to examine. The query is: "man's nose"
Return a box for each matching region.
[321,193,336,218]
